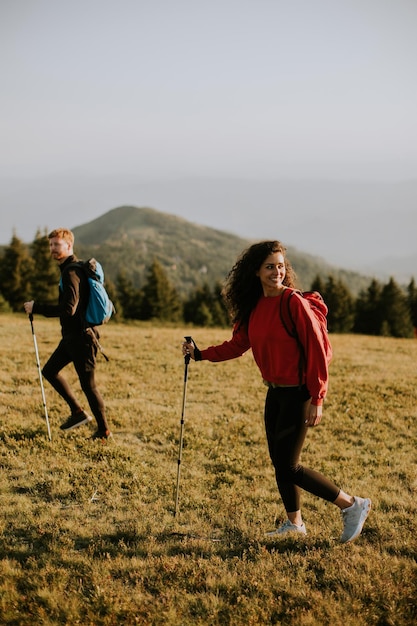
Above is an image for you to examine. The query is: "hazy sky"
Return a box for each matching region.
[2,0,417,181]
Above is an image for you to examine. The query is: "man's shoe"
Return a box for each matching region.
[60,410,93,431]
[91,429,113,442]
[265,519,307,537]
[340,496,371,543]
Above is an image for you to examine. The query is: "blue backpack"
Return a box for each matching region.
[60,258,115,326]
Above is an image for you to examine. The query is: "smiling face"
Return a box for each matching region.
[256,251,286,296]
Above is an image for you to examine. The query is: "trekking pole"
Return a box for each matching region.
[28,314,52,441]
[174,335,193,517]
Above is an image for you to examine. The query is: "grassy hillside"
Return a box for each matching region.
[71,206,372,295]
[0,314,416,625]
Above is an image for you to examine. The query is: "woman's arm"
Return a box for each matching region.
[183,323,251,362]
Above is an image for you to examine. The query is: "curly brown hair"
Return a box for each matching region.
[222,240,297,326]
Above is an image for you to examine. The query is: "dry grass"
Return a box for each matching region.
[0,314,416,625]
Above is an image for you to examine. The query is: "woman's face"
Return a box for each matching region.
[256,251,286,296]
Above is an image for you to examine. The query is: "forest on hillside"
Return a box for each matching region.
[1,232,416,338]
[72,205,374,296]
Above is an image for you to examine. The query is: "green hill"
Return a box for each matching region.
[69,205,369,295]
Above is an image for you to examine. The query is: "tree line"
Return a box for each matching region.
[1,232,416,338]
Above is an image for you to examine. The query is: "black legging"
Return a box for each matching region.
[264,385,339,513]
[42,331,108,432]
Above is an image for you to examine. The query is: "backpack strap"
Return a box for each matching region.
[279,288,305,385]
[85,327,110,361]
[59,260,91,327]
[280,288,296,337]
[59,260,83,288]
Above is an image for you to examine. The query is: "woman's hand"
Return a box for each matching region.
[182,340,195,360]
[304,401,322,427]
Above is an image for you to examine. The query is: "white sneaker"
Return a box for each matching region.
[340,496,371,543]
[266,519,307,537]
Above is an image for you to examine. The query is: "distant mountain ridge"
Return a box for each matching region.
[1,175,415,282]
[71,206,373,295]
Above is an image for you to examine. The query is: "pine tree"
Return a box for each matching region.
[407,278,417,332]
[183,282,229,327]
[140,259,183,322]
[0,293,12,313]
[183,284,212,325]
[212,281,230,327]
[380,277,414,338]
[322,276,355,333]
[194,301,214,326]
[102,276,119,321]
[30,230,60,303]
[0,234,34,311]
[354,279,384,335]
[310,275,326,294]
[115,271,141,319]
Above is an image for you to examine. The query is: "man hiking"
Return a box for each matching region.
[24,228,112,442]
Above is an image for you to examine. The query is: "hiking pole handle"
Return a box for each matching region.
[183,336,193,365]
[184,335,202,365]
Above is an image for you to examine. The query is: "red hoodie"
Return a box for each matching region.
[200,292,330,406]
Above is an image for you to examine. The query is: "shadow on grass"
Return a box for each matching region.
[1,524,329,563]
[0,427,51,442]
[153,527,336,560]
[0,519,379,572]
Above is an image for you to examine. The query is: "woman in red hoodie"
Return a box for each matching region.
[183,240,371,543]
